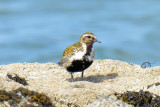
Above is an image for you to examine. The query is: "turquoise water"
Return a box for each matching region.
[0,0,160,66]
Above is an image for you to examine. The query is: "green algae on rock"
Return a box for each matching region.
[0,87,55,107]
[0,89,21,106]
[7,74,28,86]
[115,90,160,106]
[16,87,53,106]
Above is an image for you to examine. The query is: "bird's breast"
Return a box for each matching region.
[84,48,94,62]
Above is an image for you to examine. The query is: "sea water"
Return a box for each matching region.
[0,0,160,67]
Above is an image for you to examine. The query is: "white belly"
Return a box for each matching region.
[69,44,95,62]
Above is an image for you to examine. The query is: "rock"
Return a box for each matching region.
[0,59,160,107]
[86,95,133,107]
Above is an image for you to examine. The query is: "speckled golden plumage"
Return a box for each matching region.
[63,42,83,57]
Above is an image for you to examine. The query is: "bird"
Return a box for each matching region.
[58,32,101,82]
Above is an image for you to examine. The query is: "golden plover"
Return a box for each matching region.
[58,32,101,82]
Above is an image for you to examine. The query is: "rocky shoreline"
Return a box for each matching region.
[0,59,160,107]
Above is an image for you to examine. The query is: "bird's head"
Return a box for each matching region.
[80,32,101,45]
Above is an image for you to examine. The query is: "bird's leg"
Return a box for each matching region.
[81,71,84,80]
[71,72,74,82]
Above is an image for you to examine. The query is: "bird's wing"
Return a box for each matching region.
[58,42,82,67]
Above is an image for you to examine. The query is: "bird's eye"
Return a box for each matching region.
[87,36,91,38]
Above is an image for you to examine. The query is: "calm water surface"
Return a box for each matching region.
[0,0,160,66]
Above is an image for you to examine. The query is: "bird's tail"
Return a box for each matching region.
[57,61,63,66]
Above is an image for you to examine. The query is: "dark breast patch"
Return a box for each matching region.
[67,60,93,72]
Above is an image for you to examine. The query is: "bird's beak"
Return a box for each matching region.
[94,38,101,43]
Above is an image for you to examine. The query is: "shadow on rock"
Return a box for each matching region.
[73,73,118,83]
